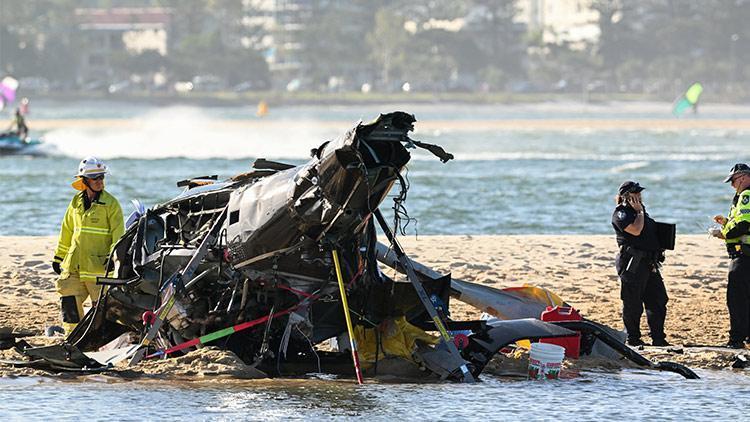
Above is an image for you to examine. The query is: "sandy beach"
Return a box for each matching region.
[0,234,741,376]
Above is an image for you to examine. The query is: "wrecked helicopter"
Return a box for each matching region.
[14,112,697,381]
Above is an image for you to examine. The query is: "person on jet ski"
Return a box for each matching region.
[5,105,28,139]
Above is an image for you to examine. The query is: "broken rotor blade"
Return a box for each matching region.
[375,242,551,320]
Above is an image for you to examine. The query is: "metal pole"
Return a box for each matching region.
[332,249,364,385]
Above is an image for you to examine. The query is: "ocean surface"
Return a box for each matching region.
[1,369,749,420]
[2,100,747,236]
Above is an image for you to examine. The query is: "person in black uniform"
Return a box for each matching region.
[611,181,670,347]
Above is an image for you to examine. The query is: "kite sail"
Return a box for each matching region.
[0,76,19,111]
[672,82,703,116]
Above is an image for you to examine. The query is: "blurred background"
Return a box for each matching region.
[2,0,749,100]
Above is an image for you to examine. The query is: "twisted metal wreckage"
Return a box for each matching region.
[9,112,697,380]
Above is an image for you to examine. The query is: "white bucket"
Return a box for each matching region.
[528,342,565,380]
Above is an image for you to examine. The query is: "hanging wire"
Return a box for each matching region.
[296,325,321,373]
[350,138,417,239]
[391,166,418,237]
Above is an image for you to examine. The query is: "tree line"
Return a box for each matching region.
[1,0,749,99]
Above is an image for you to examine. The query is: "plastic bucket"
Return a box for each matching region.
[528,342,565,380]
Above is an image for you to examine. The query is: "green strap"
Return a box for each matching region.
[200,326,236,344]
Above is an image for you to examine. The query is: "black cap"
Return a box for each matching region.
[618,180,645,196]
[724,163,750,183]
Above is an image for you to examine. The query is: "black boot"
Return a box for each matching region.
[627,338,648,346]
[726,340,745,349]
[652,338,671,347]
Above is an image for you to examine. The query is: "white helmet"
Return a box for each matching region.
[75,156,109,178]
[72,156,109,190]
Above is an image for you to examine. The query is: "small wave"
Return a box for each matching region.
[609,161,651,173]
[35,107,748,162]
[40,107,338,160]
[427,152,736,162]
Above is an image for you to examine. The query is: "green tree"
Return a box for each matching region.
[0,0,81,81]
[588,0,750,94]
[367,8,410,90]
[386,0,484,91]
[401,28,486,91]
[110,49,167,78]
[161,0,270,86]
[469,0,525,80]
[299,2,374,90]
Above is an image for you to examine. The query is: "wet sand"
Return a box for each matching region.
[0,234,743,377]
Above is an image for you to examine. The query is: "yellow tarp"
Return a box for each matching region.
[353,316,438,368]
[502,284,567,308]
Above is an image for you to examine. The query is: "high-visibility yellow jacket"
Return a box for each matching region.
[723,188,750,248]
[54,190,125,281]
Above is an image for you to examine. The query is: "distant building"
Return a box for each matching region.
[242,0,366,89]
[518,0,599,48]
[75,7,172,82]
[241,0,320,88]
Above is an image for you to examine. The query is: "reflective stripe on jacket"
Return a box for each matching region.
[53,190,125,281]
[723,189,750,246]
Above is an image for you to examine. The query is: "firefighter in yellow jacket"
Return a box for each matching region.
[52,157,124,334]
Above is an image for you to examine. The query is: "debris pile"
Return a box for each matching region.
[2,112,699,381]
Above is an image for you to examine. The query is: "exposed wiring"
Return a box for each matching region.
[296,325,321,374]
[391,166,418,237]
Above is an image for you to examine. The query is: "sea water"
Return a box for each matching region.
[1,100,747,236]
[0,369,748,420]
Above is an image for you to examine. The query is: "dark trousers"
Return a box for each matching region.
[727,256,750,342]
[616,253,669,342]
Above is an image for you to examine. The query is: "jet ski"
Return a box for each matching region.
[0,132,43,155]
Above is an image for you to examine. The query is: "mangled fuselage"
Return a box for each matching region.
[17,112,700,381]
[51,112,576,380]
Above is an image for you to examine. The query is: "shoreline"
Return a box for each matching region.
[28,91,678,107]
[26,90,750,106]
[28,117,750,132]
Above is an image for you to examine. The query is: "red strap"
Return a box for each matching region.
[147,305,299,359]
[146,256,364,359]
